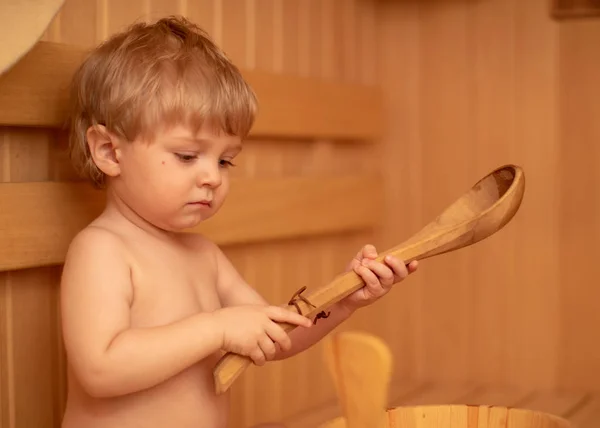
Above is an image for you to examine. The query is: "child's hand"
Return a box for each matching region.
[339,244,418,312]
[214,305,313,366]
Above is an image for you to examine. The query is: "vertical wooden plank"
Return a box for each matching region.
[308,0,323,79]
[0,271,14,428]
[147,0,184,21]
[56,0,99,46]
[4,130,51,183]
[244,244,287,424]
[0,127,10,427]
[375,0,421,381]
[40,0,99,46]
[253,0,276,72]
[282,0,300,75]
[220,0,249,66]
[357,0,377,86]
[297,1,311,77]
[0,130,9,183]
[417,0,473,383]
[278,239,315,420]
[185,0,215,37]
[341,0,356,83]
[1,129,59,427]
[320,0,343,80]
[105,0,147,36]
[468,0,517,385]
[11,268,60,427]
[509,0,560,389]
[558,19,600,390]
[49,131,80,182]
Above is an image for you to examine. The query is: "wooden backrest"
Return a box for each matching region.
[0,41,384,273]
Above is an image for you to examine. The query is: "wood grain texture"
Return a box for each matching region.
[285,382,595,428]
[0,175,382,272]
[552,0,600,19]
[0,0,382,427]
[558,18,600,389]
[2,0,600,426]
[0,41,382,140]
[376,0,600,395]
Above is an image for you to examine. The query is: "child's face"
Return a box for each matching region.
[112,122,241,232]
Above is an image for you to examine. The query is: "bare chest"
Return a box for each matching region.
[126,241,222,328]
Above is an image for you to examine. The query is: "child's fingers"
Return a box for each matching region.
[383,255,410,280]
[354,265,384,296]
[266,306,312,328]
[407,260,419,272]
[264,322,292,352]
[361,259,395,287]
[250,347,267,366]
[361,244,378,259]
[258,335,277,361]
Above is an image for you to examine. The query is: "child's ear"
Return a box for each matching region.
[86,125,122,178]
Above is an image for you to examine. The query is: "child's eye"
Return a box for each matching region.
[175,153,196,162]
[220,159,236,168]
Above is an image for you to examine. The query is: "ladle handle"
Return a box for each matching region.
[213,242,436,395]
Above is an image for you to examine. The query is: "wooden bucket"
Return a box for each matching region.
[319,404,573,428]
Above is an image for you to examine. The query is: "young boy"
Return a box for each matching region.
[59,16,418,428]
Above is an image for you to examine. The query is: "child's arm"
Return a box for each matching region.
[214,243,418,361]
[60,228,310,398]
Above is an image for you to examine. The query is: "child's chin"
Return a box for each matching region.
[172,213,213,231]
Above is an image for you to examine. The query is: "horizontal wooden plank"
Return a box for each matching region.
[0,175,382,272]
[0,41,382,140]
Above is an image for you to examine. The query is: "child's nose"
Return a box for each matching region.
[197,164,222,188]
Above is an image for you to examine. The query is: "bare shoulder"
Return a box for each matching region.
[61,225,133,300]
[64,225,129,271]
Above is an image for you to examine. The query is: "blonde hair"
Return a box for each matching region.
[67,16,257,188]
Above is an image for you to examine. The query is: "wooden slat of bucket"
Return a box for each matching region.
[386,405,573,428]
[566,394,600,428]
[517,390,588,418]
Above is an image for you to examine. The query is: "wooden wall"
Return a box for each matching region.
[378,0,600,393]
[0,1,384,427]
[2,0,600,427]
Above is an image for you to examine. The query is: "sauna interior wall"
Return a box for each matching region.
[377,0,600,393]
[0,1,387,427]
[3,0,600,427]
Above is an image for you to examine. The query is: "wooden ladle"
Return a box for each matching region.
[213,163,526,394]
